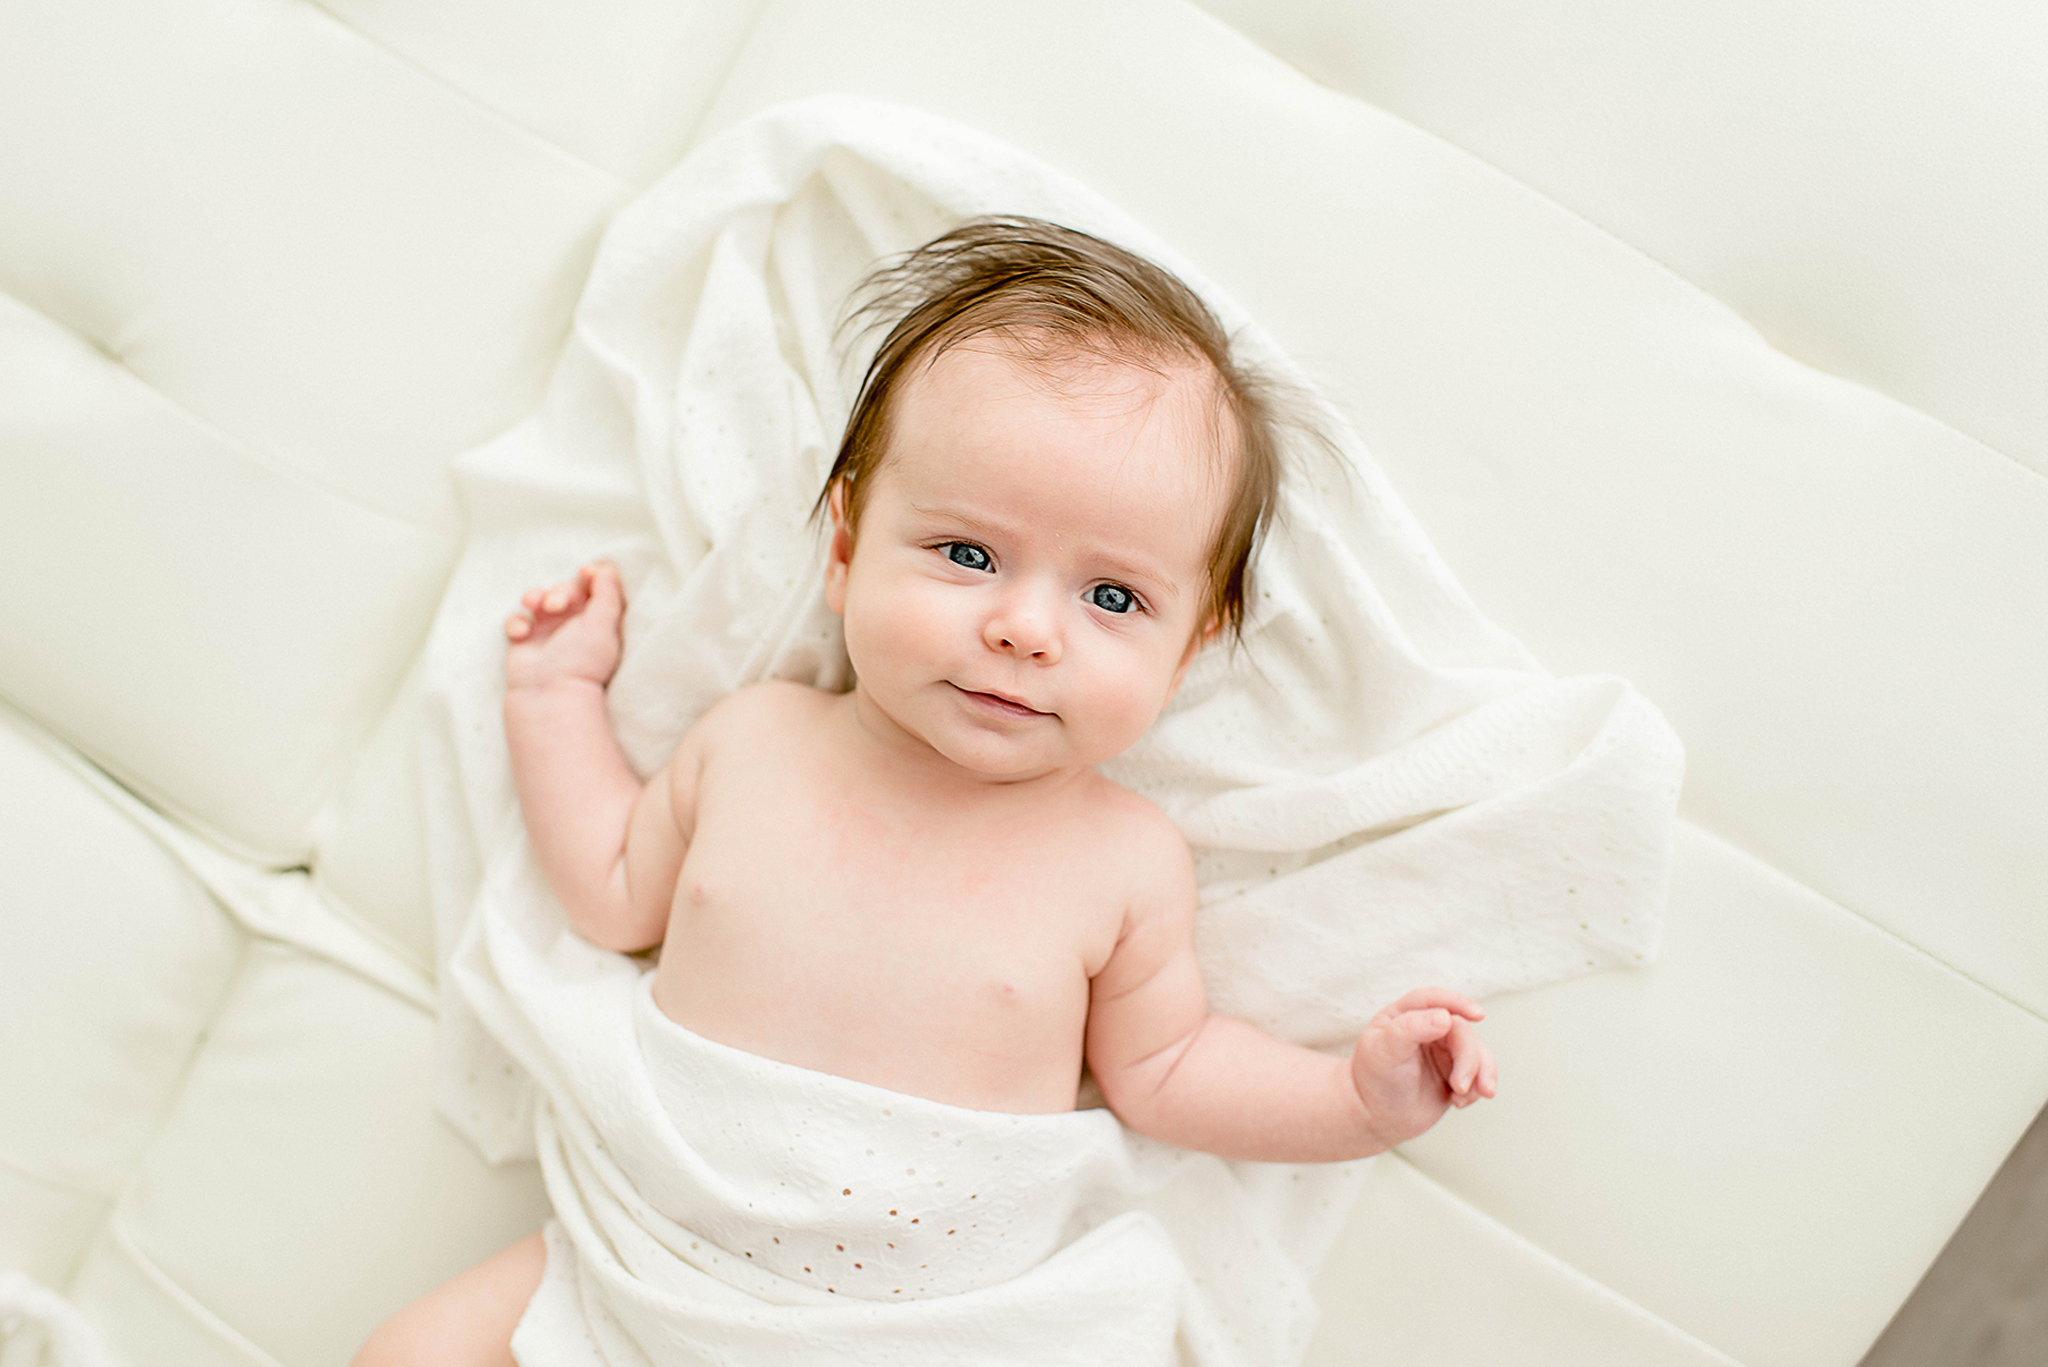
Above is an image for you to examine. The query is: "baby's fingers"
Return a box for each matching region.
[582,561,625,620]
[1384,986,1486,1025]
[1352,1013,1428,1102]
[1442,1022,1497,1104]
[519,567,603,620]
[1365,1008,1455,1069]
[539,578,585,615]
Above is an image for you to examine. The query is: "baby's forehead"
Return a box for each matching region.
[882,339,1234,556]
[900,335,1235,465]
[945,330,1214,396]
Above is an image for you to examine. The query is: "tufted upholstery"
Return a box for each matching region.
[2,3,2042,1365]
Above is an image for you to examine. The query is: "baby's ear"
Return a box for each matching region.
[824,479,854,615]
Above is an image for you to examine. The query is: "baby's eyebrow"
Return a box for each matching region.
[906,500,991,525]
[1091,551,1182,598]
[904,501,1024,544]
[908,497,1002,520]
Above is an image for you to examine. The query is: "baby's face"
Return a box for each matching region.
[826,340,1228,782]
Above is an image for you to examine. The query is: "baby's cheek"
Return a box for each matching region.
[848,576,950,673]
[883,581,958,652]
[1093,656,1175,756]
[838,595,899,685]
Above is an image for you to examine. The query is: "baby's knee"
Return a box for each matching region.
[350,1231,545,1367]
[351,1296,514,1367]
[349,1313,417,1367]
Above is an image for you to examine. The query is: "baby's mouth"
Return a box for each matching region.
[953,684,1052,719]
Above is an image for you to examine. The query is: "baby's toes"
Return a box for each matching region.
[505,612,532,640]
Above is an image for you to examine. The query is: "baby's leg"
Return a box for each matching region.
[352,1231,545,1367]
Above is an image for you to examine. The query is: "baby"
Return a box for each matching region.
[359,218,1494,1365]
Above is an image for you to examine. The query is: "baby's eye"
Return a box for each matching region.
[943,542,993,572]
[1089,583,1136,614]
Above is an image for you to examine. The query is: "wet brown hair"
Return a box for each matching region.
[818,216,1287,639]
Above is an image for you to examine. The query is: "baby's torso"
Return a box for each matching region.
[649,685,1133,1114]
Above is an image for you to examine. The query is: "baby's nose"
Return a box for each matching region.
[984,593,1061,662]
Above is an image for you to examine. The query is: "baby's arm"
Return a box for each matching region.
[1086,827,1495,1163]
[503,562,693,952]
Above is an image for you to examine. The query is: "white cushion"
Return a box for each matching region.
[0,706,243,1283]
[316,0,773,186]
[0,0,626,519]
[1315,1156,1734,1366]
[76,943,547,1366]
[1393,825,2048,1365]
[0,0,664,858]
[0,298,452,861]
[1191,0,2048,477]
[312,665,438,972]
[2,0,2042,1363]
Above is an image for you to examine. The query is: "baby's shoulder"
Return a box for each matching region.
[1074,776,1197,892]
[691,678,832,737]
[672,680,834,775]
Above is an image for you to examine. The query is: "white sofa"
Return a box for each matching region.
[3,3,2042,1365]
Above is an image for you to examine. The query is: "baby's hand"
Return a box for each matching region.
[504,562,626,693]
[1349,987,1497,1150]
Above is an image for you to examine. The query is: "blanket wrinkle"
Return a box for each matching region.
[420,95,1681,1366]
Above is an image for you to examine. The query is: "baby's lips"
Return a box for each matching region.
[955,683,1052,716]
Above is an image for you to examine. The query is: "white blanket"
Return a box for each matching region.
[420,96,1683,1366]
[0,1272,123,1367]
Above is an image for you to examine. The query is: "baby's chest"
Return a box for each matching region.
[671,780,1121,988]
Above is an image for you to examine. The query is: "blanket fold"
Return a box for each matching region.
[421,95,1682,1366]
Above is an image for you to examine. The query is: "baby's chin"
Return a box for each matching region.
[922,717,1126,783]
[927,723,1153,785]
[925,735,1079,785]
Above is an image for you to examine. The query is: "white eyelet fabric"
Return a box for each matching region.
[632,980,1142,1302]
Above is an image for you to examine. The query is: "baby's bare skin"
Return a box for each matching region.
[500,343,1494,1153]
[648,682,1157,1114]
[355,339,1496,1367]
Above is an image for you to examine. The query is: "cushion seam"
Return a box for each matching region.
[1378,1152,1747,1366]
[295,0,634,193]
[2,292,461,533]
[96,1208,286,1367]
[1681,818,2048,1029]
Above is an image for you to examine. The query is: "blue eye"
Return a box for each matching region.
[945,543,993,572]
[1089,583,1135,614]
